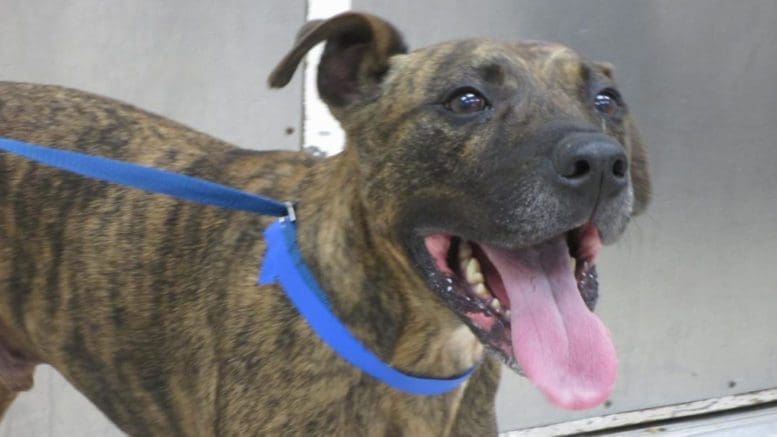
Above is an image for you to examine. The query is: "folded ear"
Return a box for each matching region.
[268,12,408,115]
[626,117,651,216]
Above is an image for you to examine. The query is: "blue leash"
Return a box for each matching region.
[0,137,473,396]
[0,139,289,216]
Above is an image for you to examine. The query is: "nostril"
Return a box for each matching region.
[612,158,626,178]
[570,160,591,178]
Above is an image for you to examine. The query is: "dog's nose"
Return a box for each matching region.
[553,136,628,197]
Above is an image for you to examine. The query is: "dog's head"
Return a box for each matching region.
[270,12,650,410]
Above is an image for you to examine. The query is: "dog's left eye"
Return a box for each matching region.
[445,89,489,114]
[594,88,624,117]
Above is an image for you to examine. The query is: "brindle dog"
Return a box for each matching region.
[0,12,650,436]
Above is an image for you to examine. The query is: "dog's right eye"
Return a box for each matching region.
[444,88,489,114]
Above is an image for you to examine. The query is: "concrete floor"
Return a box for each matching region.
[612,407,777,437]
[505,389,777,436]
[0,367,123,437]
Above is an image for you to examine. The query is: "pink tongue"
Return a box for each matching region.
[481,239,617,410]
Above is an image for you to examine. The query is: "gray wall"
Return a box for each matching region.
[3,0,777,434]
[1,0,304,151]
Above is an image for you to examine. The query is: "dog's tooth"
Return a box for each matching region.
[504,309,511,319]
[458,241,472,261]
[462,261,484,284]
[465,258,482,284]
[474,283,490,299]
[489,299,502,312]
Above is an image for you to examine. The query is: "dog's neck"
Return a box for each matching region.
[294,149,483,378]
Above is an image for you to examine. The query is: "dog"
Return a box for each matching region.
[0,11,650,436]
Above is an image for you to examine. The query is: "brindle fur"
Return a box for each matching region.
[0,12,649,436]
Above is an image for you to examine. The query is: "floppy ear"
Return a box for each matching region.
[626,117,651,216]
[268,12,408,117]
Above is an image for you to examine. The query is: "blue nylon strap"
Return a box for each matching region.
[0,136,473,395]
[0,138,288,217]
[259,220,474,396]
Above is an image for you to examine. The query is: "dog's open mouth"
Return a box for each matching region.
[423,224,616,410]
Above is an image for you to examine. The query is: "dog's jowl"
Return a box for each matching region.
[0,12,650,436]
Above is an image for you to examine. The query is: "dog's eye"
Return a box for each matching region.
[594,88,623,116]
[445,89,489,114]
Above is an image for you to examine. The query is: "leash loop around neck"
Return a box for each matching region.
[0,137,474,395]
[260,219,474,395]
